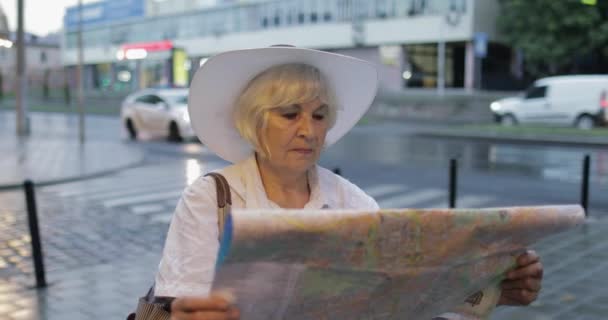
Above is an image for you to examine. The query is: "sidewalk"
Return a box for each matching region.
[0,111,144,189]
[415,126,608,148]
[0,112,149,319]
[0,137,144,190]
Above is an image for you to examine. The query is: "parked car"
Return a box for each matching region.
[490,75,608,129]
[121,88,195,141]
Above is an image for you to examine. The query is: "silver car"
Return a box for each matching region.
[120,88,195,141]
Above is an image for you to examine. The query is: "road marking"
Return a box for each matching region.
[150,213,174,224]
[377,188,444,208]
[363,184,409,198]
[103,191,182,208]
[131,204,167,215]
[455,195,494,209]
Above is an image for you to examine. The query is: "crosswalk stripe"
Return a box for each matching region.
[72,184,186,202]
[363,184,408,198]
[131,204,167,215]
[378,189,445,209]
[55,177,185,197]
[103,191,182,208]
[455,195,494,209]
[150,213,174,224]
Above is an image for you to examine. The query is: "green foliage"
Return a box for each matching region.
[497,0,608,76]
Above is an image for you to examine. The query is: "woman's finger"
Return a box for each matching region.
[516,250,540,266]
[172,296,230,313]
[507,261,543,280]
[500,288,539,306]
[501,277,542,292]
[171,310,233,320]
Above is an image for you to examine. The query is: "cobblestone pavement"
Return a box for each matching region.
[0,155,606,319]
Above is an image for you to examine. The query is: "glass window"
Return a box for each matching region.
[525,86,547,99]
[164,94,188,105]
[135,95,151,104]
[135,94,161,104]
[66,33,77,49]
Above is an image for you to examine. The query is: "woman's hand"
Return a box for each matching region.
[171,294,240,320]
[498,250,543,306]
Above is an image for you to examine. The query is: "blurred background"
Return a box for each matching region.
[1,1,608,319]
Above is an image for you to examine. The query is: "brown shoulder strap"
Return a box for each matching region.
[134,173,232,315]
[204,172,232,240]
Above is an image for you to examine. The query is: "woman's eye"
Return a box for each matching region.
[282,113,298,120]
[313,114,325,120]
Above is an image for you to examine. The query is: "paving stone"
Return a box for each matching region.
[9,308,37,320]
[0,303,18,314]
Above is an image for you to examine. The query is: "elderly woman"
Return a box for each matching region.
[149,47,543,320]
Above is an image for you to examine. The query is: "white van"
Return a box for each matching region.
[490,75,608,129]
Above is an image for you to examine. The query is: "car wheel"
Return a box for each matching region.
[500,114,517,127]
[168,121,183,142]
[126,119,137,140]
[575,115,595,130]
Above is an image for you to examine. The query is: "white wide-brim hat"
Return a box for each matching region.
[188,46,378,163]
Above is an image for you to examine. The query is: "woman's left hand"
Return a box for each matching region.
[498,250,543,306]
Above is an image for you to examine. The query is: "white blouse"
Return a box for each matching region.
[154,155,378,297]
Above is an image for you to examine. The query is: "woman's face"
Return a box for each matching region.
[259,98,330,173]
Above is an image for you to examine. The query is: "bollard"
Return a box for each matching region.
[332,167,341,176]
[449,159,458,209]
[23,180,47,288]
[581,155,590,217]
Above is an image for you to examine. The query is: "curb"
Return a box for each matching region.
[416,131,608,148]
[0,152,146,191]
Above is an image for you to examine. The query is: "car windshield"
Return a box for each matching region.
[163,94,188,105]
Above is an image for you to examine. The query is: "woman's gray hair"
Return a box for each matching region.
[233,63,337,157]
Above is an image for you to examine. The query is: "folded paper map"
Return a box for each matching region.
[212,205,584,320]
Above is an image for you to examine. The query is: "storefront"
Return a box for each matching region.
[77,40,191,92]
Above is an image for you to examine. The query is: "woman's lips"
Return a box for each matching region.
[292,148,313,154]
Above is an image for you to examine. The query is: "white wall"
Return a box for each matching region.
[145,0,217,17]
[0,45,61,71]
[472,0,500,41]
[365,14,473,45]
[333,47,404,91]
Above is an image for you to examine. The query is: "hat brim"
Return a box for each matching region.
[188,47,378,163]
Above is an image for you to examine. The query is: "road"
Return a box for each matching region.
[1,111,607,320]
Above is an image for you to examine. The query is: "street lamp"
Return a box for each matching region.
[15,0,28,136]
[77,0,85,143]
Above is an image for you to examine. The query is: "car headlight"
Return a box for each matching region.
[490,102,501,112]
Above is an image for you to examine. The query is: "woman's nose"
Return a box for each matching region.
[296,116,314,138]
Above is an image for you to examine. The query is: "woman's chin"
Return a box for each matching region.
[283,158,317,172]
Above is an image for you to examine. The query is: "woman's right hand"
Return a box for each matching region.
[171,294,240,320]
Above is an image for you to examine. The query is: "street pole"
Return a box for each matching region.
[15,0,28,136]
[77,0,85,144]
[438,39,446,96]
[437,15,445,96]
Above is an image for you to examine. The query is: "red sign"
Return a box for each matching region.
[121,40,173,52]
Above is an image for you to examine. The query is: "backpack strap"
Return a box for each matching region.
[204,172,232,240]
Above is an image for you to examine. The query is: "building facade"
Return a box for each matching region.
[61,0,519,93]
[0,4,62,97]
